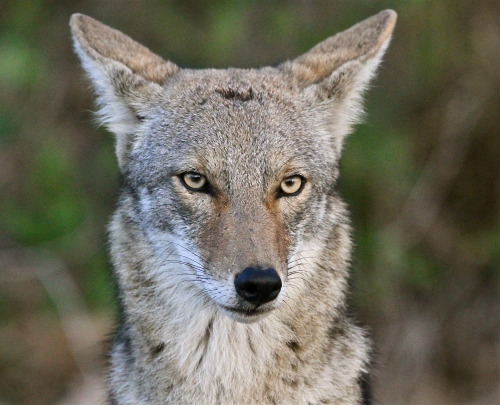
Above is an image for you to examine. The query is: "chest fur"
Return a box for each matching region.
[111,303,366,404]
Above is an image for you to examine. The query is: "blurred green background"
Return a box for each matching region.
[0,0,498,404]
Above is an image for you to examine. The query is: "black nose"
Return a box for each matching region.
[234,267,282,306]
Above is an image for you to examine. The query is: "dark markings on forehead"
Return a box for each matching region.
[215,87,254,102]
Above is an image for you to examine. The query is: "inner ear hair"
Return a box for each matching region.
[70,13,179,85]
[283,10,397,87]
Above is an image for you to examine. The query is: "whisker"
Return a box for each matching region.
[160,260,205,271]
[167,240,211,266]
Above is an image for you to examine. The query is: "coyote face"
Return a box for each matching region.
[71,11,396,324]
[123,69,343,322]
[71,10,396,403]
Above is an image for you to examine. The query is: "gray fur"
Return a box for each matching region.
[70,10,396,404]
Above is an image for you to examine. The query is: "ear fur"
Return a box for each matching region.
[283,10,397,144]
[70,14,179,168]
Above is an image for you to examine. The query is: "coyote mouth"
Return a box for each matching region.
[220,305,274,319]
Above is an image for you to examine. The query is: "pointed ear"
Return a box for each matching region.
[283,10,397,143]
[70,14,179,168]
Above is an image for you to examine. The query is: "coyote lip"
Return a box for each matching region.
[221,305,273,317]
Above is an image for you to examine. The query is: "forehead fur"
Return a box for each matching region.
[130,68,334,184]
[71,11,396,172]
[166,67,302,104]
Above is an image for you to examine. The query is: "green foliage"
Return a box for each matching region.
[1,142,86,244]
[84,248,115,311]
[0,36,41,88]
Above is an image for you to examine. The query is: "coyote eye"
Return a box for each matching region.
[180,172,209,192]
[278,175,305,197]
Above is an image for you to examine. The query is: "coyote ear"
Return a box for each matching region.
[70,14,179,168]
[284,10,397,143]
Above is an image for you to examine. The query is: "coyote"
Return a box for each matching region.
[71,10,396,404]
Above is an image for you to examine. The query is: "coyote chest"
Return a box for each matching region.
[71,9,396,405]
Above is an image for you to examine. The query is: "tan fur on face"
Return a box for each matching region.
[200,195,290,281]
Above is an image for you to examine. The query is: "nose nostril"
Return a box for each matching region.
[234,267,282,306]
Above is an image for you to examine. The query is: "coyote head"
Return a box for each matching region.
[71,11,396,323]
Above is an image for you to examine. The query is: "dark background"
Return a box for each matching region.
[0,0,498,404]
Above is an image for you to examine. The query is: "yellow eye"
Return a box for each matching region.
[279,175,304,196]
[181,172,207,191]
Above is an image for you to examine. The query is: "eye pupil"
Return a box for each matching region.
[280,175,304,196]
[182,172,208,190]
[190,174,201,183]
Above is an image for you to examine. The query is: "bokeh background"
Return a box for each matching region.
[0,0,498,404]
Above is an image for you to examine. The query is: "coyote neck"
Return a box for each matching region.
[106,205,369,404]
[111,297,368,405]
